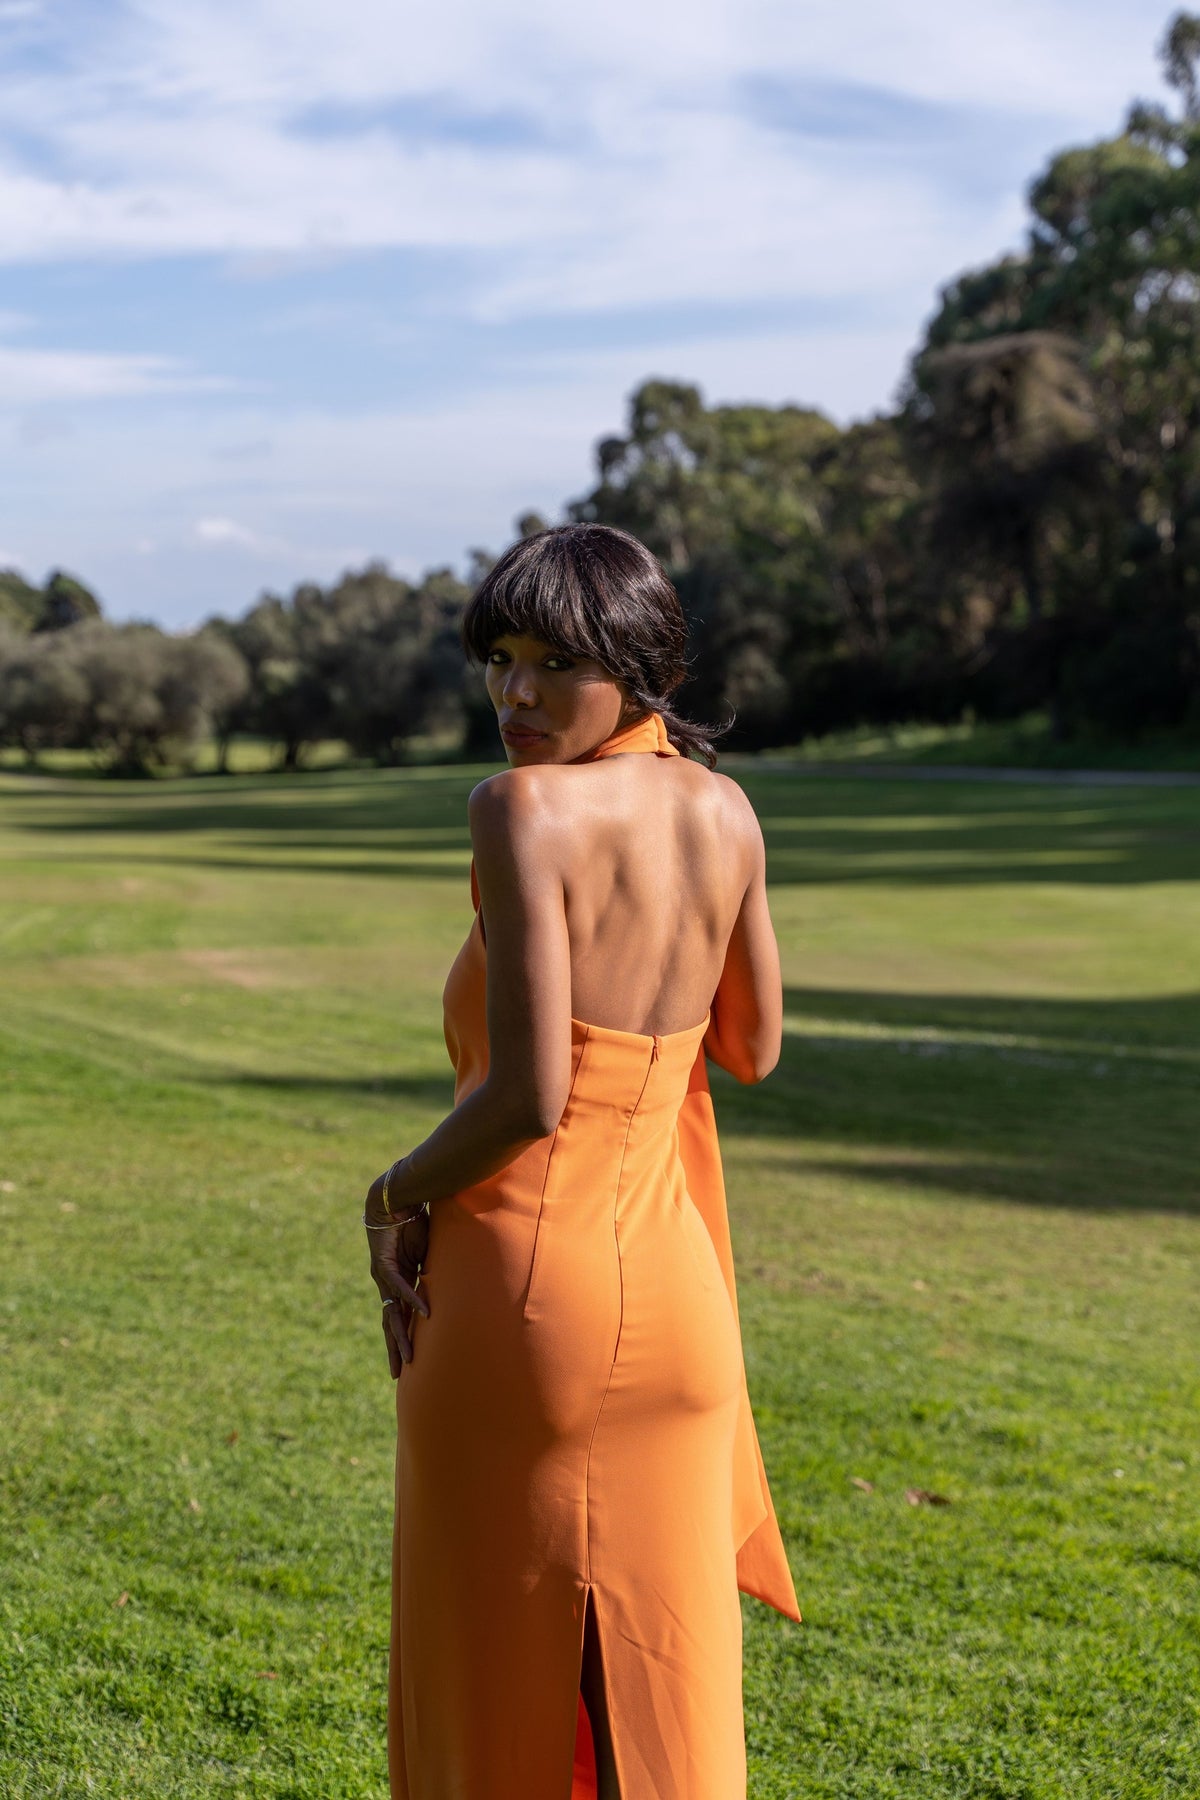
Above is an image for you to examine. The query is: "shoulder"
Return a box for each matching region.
[468,766,564,850]
[707,767,762,834]
[702,768,766,875]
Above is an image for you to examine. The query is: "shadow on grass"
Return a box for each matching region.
[780,984,1200,1053]
[0,768,485,842]
[193,1069,456,1108]
[185,985,1200,1216]
[746,781,1200,887]
[713,984,1200,1216]
[36,850,475,883]
[6,766,1200,887]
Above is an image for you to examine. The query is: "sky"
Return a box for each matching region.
[0,0,1170,629]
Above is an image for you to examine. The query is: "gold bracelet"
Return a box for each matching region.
[380,1156,407,1218]
[362,1205,428,1231]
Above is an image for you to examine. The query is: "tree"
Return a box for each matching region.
[571,380,844,743]
[0,568,103,635]
[321,563,471,764]
[572,381,721,568]
[227,589,327,770]
[34,571,103,632]
[903,14,1200,735]
[0,571,46,634]
[1161,9,1200,119]
[225,563,472,768]
[908,331,1098,625]
[158,631,250,768]
[17,622,248,775]
[0,626,89,763]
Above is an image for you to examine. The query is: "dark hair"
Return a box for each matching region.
[461,523,722,766]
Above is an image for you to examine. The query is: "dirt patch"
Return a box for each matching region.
[180,948,288,990]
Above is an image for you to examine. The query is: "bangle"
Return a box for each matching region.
[380,1157,401,1217]
[362,1203,429,1231]
[381,1155,417,1219]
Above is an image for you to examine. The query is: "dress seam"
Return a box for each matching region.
[581,1034,658,1587]
[521,1031,590,1318]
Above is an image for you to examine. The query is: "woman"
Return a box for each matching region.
[363,523,799,1800]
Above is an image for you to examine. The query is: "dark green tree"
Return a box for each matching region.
[905,12,1200,736]
[571,380,845,742]
[0,571,46,634]
[322,563,471,764]
[34,571,103,632]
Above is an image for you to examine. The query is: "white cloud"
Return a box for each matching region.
[0,342,225,404]
[193,515,296,556]
[112,0,1157,126]
[194,516,260,547]
[0,0,1163,315]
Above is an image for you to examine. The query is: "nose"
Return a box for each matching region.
[501,662,539,709]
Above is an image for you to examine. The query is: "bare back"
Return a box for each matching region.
[469,747,781,1103]
[549,755,755,1036]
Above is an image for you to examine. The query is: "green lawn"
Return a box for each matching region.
[751,713,1200,771]
[1,764,1198,1799]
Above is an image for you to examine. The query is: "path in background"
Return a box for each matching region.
[741,759,1200,787]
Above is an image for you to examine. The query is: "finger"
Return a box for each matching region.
[382,1299,411,1369]
[386,1300,414,1365]
[372,1260,429,1318]
[373,1270,429,1318]
[382,1312,403,1381]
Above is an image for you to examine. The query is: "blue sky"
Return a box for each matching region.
[0,0,1167,628]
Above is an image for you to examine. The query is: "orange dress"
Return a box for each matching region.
[388,712,799,1800]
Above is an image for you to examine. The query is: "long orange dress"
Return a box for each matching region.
[388,711,799,1800]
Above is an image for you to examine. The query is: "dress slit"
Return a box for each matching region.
[575,1584,623,1800]
[571,1585,600,1799]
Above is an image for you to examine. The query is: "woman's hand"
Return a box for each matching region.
[364,1169,431,1379]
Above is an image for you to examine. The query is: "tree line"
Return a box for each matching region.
[2,13,1198,771]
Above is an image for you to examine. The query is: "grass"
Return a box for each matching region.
[753,712,1200,772]
[1,761,1199,1797]
[6,712,1200,786]
[0,731,463,781]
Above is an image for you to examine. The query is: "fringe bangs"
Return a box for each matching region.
[462,548,607,667]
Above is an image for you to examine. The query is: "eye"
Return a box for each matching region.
[485,649,510,665]
[544,655,575,671]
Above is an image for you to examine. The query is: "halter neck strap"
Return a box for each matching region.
[578,710,679,760]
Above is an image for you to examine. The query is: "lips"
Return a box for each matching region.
[500,723,547,746]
